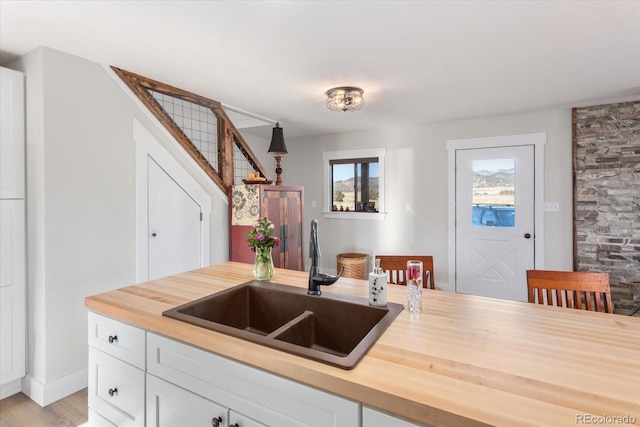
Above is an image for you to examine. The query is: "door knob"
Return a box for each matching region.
[524,233,531,239]
[211,417,222,427]
[151,232,157,237]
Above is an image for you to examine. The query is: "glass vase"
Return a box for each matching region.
[407,260,423,313]
[253,247,274,281]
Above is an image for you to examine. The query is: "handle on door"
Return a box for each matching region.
[524,233,531,239]
[211,417,222,427]
[108,387,118,397]
[151,232,157,237]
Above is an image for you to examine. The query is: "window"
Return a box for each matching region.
[323,148,386,220]
[471,158,515,228]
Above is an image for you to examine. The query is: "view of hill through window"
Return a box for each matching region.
[472,158,515,206]
[332,161,379,212]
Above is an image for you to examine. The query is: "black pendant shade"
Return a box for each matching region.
[268,122,288,154]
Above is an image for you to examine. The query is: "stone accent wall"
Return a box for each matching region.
[573,101,640,314]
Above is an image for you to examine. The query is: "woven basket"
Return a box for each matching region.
[336,253,368,280]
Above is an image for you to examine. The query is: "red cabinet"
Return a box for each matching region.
[229,185,304,271]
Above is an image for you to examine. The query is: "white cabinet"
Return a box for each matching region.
[88,313,366,427]
[147,374,269,427]
[229,411,268,427]
[0,67,25,199]
[88,313,146,427]
[147,333,360,427]
[0,66,25,393]
[363,406,429,427]
[0,200,26,387]
[146,374,229,427]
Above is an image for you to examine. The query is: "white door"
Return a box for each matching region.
[148,158,202,280]
[455,145,535,301]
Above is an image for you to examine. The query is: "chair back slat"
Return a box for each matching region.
[593,292,603,312]
[565,290,574,309]
[575,290,583,310]
[376,255,435,289]
[555,289,563,307]
[526,270,613,314]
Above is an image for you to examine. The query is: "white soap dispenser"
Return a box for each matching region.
[369,258,387,306]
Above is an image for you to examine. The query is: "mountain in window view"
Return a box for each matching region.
[333,177,379,192]
[473,169,514,188]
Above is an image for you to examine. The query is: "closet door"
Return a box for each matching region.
[261,186,304,271]
[147,158,202,280]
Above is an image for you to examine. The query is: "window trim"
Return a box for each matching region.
[322,147,386,220]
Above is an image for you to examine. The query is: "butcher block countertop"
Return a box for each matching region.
[85,262,640,427]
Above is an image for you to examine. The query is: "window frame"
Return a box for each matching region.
[322,147,386,220]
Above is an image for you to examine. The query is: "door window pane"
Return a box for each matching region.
[472,158,515,227]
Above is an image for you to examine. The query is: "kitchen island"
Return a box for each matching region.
[85,262,640,426]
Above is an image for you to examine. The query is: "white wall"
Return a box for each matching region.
[7,47,228,405]
[280,109,575,289]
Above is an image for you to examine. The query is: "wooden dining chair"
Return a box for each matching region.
[376,256,435,289]
[526,270,613,313]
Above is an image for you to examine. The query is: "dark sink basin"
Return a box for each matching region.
[162,280,403,369]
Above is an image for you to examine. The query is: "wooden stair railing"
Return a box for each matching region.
[112,67,268,195]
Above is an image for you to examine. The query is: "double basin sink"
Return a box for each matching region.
[163,281,403,369]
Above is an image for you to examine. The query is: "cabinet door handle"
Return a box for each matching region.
[108,387,118,397]
[210,416,222,427]
[229,424,239,427]
[108,335,118,343]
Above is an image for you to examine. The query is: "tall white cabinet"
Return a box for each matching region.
[0,66,26,396]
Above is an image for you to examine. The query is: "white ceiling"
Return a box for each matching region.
[1,1,639,139]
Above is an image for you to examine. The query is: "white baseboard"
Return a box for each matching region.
[21,367,87,407]
[0,378,23,400]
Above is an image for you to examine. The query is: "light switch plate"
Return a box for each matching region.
[544,202,560,212]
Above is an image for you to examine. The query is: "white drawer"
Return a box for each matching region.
[89,347,145,427]
[88,311,145,369]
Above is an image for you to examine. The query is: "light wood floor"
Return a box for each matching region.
[0,388,87,427]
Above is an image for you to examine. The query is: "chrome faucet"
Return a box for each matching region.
[308,219,343,295]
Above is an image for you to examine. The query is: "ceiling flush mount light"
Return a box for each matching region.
[325,86,365,112]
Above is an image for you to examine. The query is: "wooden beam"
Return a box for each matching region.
[111,66,269,194]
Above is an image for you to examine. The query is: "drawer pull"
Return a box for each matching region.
[230,424,239,427]
[211,417,222,427]
[108,387,118,397]
[108,335,118,343]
